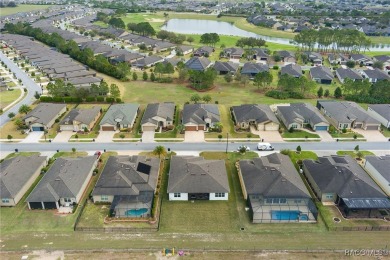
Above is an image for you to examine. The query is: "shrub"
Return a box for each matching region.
[53,97,64,102]
[86,96,96,102]
[106,97,115,103]
[265,90,289,99]
[63,97,73,103]
[96,96,105,102]
[157,77,173,83]
[55,118,60,123]
[215,101,219,104]
[280,149,291,155]
[342,128,347,133]
[116,98,122,103]
[273,65,279,70]
[289,126,294,133]
[344,94,390,104]
[40,96,53,102]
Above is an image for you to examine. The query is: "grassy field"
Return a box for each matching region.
[4,151,40,159]
[336,150,375,158]
[0,4,52,16]
[0,88,21,110]
[281,130,320,139]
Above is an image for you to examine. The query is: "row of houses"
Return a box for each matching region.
[22,100,389,135]
[2,152,389,222]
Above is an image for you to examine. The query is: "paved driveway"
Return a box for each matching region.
[142,131,155,143]
[316,131,335,142]
[184,131,205,142]
[250,126,283,142]
[353,129,388,142]
[21,131,43,143]
[95,131,115,143]
[52,131,74,143]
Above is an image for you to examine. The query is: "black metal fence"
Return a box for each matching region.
[329,226,390,231]
[75,227,158,232]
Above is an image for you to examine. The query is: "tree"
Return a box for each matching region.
[14,118,23,128]
[8,112,15,119]
[200,33,220,47]
[153,145,167,159]
[317,87,324,98]
[324,89,330,97]
[132,72,138,81]
[239,146,247,154]
[334,87,342,98]
[356,151,364,159]
[120,134,125,139]
[150,72,156,82]
[34,91,40,99]
[354,145,360,152]
[190,94,201,103]
[109,84,120,98]
[127,23,138,33]
[372,61,384,70]
[240,75,249,87]
[346,60,355,68]
[254,71,273,90]
[142,71,148,81]
[202,95,212,103]
[72,147,76,153]
[187,36,194,43]
[18,104,31,114]
[224,73,233,83]
[108,17,125,29]
[296,145,302,153]
[7,135,13,141]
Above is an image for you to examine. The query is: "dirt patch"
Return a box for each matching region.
[147,18,165,23]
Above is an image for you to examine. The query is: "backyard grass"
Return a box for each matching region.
[281,130,320,139]
[0,4,52,16]
[336,150,375,158]
[0,88,21,110]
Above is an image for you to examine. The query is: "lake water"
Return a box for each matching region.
[162,19,390,51]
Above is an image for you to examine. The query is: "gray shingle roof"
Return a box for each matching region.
[310,66,333,80]
[241,63,269,75]
[26,156,97,202]
[92,156,160,196]
[318,101,380,125]
[1,155,47,199]
[239,153,311,198]
[336,68,363,81]
[232,104,279,125]
[182,104,220,125]
[223,47,244,56]
[131,56,164,68]
[365,155,390,183]
[213,61,239,73]
[167,156,230,193]
[303,155,387,200]
[100,104,139,127]
[141,103,175,126]
[368,104,390,121]
[185,57,211,71]
[363,69,390,81]
[277,103,329,126]
[23,103,66,126]
[60,106,101,126]
[281,64,302,77]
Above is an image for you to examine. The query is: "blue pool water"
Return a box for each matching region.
[271,210,308,221]
[125,208,148,216]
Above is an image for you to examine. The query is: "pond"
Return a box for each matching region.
[162,19,390,51]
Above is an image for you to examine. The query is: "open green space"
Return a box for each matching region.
[0,4,52,17]
[0,88,21,110]
[281,130,320,139]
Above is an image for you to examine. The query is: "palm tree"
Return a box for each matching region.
[153,145,167,159]
[18,104,31,115]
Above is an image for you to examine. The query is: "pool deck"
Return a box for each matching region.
[252,204,317,223]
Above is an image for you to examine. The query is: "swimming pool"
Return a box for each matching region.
[125,208,148,217]
[271,210,307,221]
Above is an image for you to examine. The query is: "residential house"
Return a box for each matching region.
[141,103,176,132]
[361,69,390,83]
[335,68,363,83]
[185,57,211,71]
[213,61,239,75]
[1,155,47,207]
[317,100,381,130]
[280,64,302,78]
[92,155,160,218]
[304,52,323,65]
[222,47,244,59]
[59,106,102,132]
[182,104,220,131]
[251,48,270,62]
[99,104,140,131]
[277,50,296,64]
[66,77,102,88]
[367,104,390,128]
[23,103,67,132]
[26,156,98,210]
[167,156,229,201]
[277,103,330,131]
[328,53,348,65]
[364,155,390,196]
[241,63,269,78]
[302,155,390,218]
[310,66,333,84]
[193,46,214,57]
[153,41,175,52]
[350,54,373,66]
[373,55,390,68]
[238,153,317,223]
[131,55,164,69]
[231,104,279,131]
[176,45,194,55]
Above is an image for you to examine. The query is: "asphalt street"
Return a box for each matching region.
[0,52,42,126]
[1,141,389,153]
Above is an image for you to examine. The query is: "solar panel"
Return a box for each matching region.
[137,162,151,175]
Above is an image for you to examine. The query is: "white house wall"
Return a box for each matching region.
[209,193,229,201]
[169,193,188,201]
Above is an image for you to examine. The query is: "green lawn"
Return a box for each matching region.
[282,130,320,139]
[0,88,21,110]
[286,150,318,170]
[52,151,88,159]
[380,126,390,138]
[336,150,374,158]
[0,4,52,16]
[71,132,98,139]
[330,131,364,138]
[4,152,40,159]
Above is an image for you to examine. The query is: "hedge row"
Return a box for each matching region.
[344,94,390,104]
[265,90,305,99]
[40,96,122,103]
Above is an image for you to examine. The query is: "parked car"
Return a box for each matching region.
[257,142,274,151]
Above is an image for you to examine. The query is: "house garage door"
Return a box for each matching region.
[101,126,115,131]
[185,126,197,131]
[315,126,328,131]
[142,125,155,132]
[43,202,57,209]
[32,126,44,131]
[366,125,379,130]
[29,202,43,209]
[354,123,363,128]
[198,125,205,131]
[265,124,279,131]
[60,125,74,131]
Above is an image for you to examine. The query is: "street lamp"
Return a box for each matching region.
[225,133,229,154]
